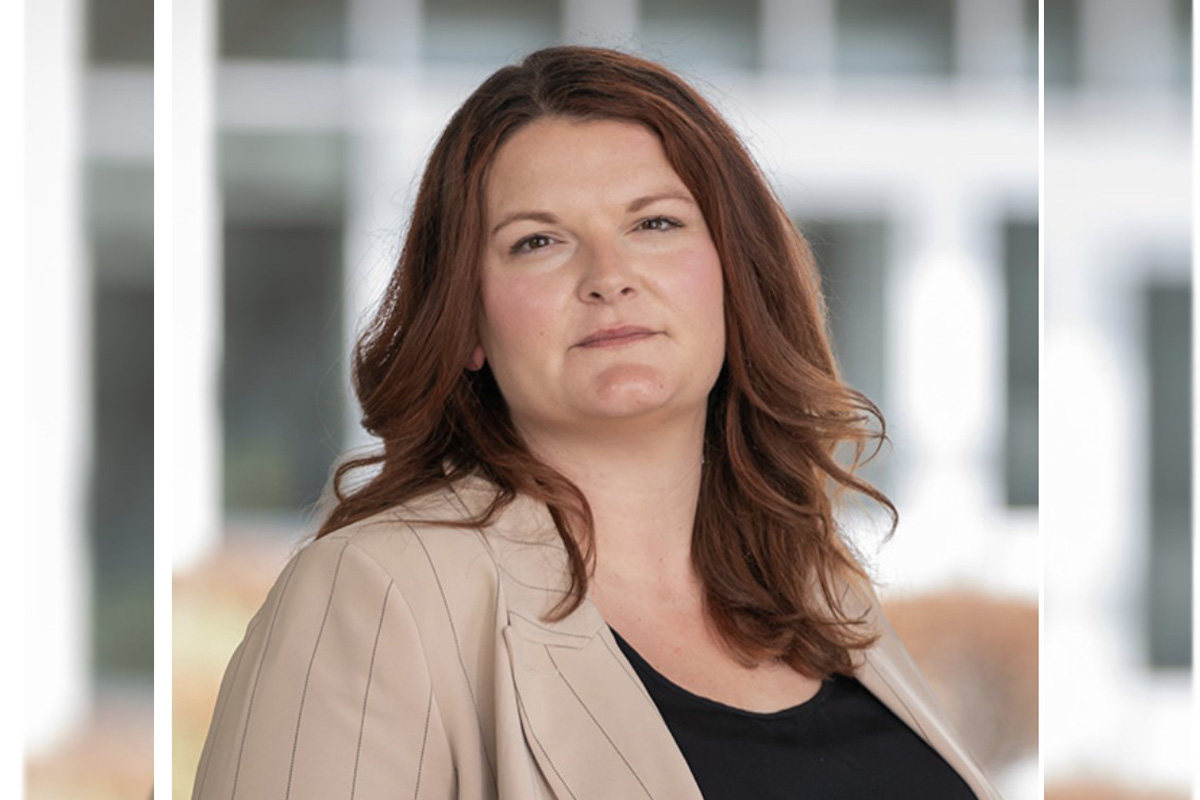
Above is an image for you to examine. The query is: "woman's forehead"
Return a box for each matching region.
[482,118,691,214]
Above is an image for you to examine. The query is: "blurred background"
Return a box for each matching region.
[168,2,1040,799]
[25,0,152,798]
[1043,0,1192,798]
[19,0,1197,797]
[29,1,1199,798]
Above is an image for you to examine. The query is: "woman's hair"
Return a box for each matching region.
[316,45,895,678]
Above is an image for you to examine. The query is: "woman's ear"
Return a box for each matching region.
[467,343,486,371]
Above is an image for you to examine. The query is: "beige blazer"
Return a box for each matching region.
[193,475,1002,799]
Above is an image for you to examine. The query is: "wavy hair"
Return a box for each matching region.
[316,45,896,678]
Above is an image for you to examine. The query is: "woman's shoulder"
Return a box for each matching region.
[282,474,563,618]
[196,490,486,799]
[295,478,505,594]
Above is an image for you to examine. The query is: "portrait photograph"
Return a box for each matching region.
[12,1,1195,800]
[174,3,1039,799]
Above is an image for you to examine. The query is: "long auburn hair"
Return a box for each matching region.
[317,45,896,678]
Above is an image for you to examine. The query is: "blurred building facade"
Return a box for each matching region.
[1043,0,1192,794]
[174,1,1039,797]
[25,0,153,793]
[183,0,1040,584]
[83,0,153,699]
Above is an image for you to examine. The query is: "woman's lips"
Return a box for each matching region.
[576,326,658,347]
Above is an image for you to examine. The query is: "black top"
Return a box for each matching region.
[610,627,977,800]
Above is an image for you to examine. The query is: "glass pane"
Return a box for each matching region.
[219,132,348,516]
[836,0,955,78]
[1004,219,1038,507]
[220,0,348,60]
[87,0,153,65]
[1044,0,1079,89]
[222,223,346,514]
[220,133,348,225]
[1024,0,1039,83]
[1145,282,1192,668]
[423,0,560,66]
[86,163,154,680]
[802,218,891,490]
[1173,0,1191,93]
[639,0,761,73]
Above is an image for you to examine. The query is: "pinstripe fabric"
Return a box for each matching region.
[192,476,1003,800]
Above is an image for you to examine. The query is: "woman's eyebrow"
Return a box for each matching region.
[490,190,695,238]
[491,210,559,237]
[625,190,695,213]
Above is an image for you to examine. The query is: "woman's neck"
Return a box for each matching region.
[520,413,706,594]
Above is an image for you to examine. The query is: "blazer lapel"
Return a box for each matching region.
[448,480,703,800]
[449,477,996,800]
[505,618,705,800]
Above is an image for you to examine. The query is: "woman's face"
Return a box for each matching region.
[474,117,726,443]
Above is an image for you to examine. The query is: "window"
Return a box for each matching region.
[87,0,153,65]
[835,0,955,78]
[423,0,560,66]
[1172,0,1191,93]
[220,0,348,60]
[1144,281,1191,668]
[220,133,348,515]
[639,0,761,73]
[801,218,891,491]
[1043,0,1080,89]
[1003,219,1038,507]
[87,163,154,681]
[1023,0,1039,83]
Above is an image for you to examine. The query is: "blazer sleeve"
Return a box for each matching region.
[192,535,456,800]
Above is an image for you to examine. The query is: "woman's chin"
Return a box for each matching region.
[560,362,714,422]
[579,398,670,421]
[571,384,690,423]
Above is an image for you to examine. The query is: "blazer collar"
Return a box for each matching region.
[444,475,996,800]
[445,474,706,798]
[445,473,605,640]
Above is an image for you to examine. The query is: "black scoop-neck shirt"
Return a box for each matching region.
[610,626,978,799]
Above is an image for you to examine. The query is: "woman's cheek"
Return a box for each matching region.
[485,277,560,354]
[671,249,723,311]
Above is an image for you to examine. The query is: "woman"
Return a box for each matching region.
[193,46,1001,799]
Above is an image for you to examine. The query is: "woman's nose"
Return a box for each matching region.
[577,240,638,303]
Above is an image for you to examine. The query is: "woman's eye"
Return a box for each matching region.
[638,216,682,232]
[511,234,554,254]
